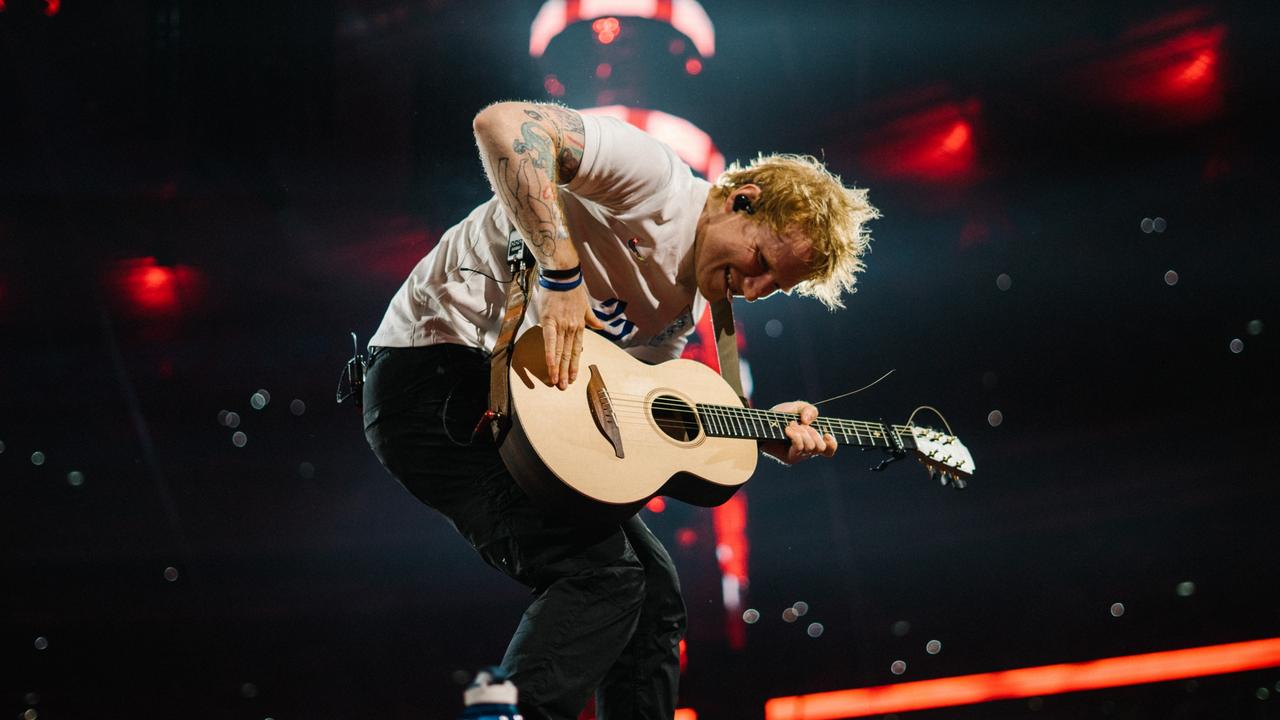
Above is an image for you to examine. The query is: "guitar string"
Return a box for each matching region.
[576,415,962,466]
[587,414,893,440]
[576,405,946,452]
[599,412,916,442]
[579,419,909,448]
[597,399,920,435]
[587,406,919,442]
[588,390,926,430]
[597,393,913,426]
[601,404,911,432]
[556,389,957,454]
[599,405,920,436]
[579,426,959,470]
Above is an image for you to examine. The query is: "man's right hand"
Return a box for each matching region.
[536,282,605,390]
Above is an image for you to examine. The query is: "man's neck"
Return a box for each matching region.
[689,190,720,270]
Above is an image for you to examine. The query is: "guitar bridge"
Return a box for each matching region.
[586,365,624,458]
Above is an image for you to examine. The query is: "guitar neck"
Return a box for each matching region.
[695,403,917,452]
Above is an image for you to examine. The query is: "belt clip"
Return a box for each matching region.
[337,331,367,407]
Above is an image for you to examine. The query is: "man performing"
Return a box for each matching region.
[362,101,878,720]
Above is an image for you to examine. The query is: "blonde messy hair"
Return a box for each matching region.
[711,154,879,310]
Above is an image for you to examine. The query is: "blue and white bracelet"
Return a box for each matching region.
[537,265,583,291]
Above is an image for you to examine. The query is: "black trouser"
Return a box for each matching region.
[362,344,686,720]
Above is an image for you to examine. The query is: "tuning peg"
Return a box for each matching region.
[951,476,968,490]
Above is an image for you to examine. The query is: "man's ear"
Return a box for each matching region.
[723,183,763,212]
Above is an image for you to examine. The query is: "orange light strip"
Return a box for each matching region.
[765,637,1280,720]
[674,710,697,720]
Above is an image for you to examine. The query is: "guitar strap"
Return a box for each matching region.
[487,231,536,443]
[709,297,747,405]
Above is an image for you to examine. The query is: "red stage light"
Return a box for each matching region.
[676,528,698,547]
[713,494,750,648]
[582,704,696,720]
[544,74,566,97]
[531,1,715,58]
[940,121,970,153]
[592,17,620,34]
[713,496,748,581]
[110,257,202,315]
[765,637,1280,720]
[1176,49,1214,85]
[0,1,7,12]
[595,62,612,79]
[646,497,666,513]
[860,101,979,184]
[136,265,179,311]
[1073,18,1225,124]
[684,58,703,75]
[593,16,620,44]
[44,0,59,16]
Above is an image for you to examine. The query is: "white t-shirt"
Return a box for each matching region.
[369,114,711,364]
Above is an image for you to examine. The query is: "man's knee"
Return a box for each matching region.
[645,556,687,641]
[596,559,647,615]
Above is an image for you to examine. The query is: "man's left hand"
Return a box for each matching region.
[760,400,838,465]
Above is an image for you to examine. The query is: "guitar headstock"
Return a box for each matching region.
[907,426,975,489]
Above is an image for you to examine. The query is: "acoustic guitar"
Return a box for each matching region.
[499,326,975,522]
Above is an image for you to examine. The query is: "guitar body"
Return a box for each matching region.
[500,326,758,523]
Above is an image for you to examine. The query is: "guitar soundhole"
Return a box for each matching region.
[650,394,700,442]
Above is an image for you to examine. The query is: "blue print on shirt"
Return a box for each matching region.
[648,305,693,348]
[592,298,638,343]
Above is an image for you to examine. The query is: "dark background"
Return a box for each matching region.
[2,1,1278,718]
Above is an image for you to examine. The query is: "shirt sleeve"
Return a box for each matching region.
[563,114,686,214]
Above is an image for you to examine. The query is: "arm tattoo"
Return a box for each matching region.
[485,104,587,263]
[541,105,586,182]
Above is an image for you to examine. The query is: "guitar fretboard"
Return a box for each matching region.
[694,404,917,451]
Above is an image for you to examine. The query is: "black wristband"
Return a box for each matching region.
[539,265,582,280]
